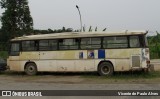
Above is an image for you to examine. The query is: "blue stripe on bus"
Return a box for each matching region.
[98,50,105,59]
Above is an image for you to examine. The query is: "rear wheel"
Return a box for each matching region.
[98,62,114,76]
[25,63,37,75]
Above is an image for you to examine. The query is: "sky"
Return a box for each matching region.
[0,0,160,35]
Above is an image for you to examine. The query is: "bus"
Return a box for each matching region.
[7,31,150,76]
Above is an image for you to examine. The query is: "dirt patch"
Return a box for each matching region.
[1,71,160,84]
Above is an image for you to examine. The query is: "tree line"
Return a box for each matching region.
[147,31,160,58]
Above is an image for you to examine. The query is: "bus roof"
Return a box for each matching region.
[11,30,147,41]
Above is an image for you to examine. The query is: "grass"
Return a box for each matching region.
[79,71,160,84]
[1,71,160,79]
[81,71,160,79]
[1,71,160,84]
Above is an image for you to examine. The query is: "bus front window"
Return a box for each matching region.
[10,43,20,56]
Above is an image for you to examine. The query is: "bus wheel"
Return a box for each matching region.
[98,62,113,76]
[25,63,37,75]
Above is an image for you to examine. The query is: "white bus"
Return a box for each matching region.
[7,31,150,76]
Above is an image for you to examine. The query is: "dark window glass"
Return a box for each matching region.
[139,35,148,47]
[22,41,37,51]
[10,43,20,56]
[130,36,140,48]
[39,40,57,51]
[80,38,101,49]
[103,36,128,48]
[39,40,49,50]
[50,40,58,50]
[59,39,79,50]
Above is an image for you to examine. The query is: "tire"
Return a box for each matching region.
[98,62,114,76]
[25,63,37,75]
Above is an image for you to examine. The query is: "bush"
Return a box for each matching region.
[149,45,160,59]
[0,51,8,59]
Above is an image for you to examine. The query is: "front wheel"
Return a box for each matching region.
[98,62,114,76]
[25,63,37,75]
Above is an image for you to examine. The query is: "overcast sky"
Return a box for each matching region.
[0,0,160,34]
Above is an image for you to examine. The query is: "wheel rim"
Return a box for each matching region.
[28,66,35,73]
[101,65,110,74]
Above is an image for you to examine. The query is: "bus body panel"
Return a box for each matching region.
[20,52,39,60]
[8,48,149,72]
[8,56,21,71]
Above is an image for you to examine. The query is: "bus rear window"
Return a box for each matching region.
[141,35,148,47]
[129,35,148,48]
[129,36,140,48]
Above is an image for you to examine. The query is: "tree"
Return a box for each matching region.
[48,28,53,33]
[0,0,33,41]
[89,26,92,32]
[62,27,66,32]
[95,27,97,32]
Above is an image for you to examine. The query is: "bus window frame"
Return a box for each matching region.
[10,34,148,52]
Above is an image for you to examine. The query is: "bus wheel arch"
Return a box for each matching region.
[24,61,37,75]
[97,61,114,76]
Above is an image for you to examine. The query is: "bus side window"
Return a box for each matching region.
[10,43,20,56]
[103,37,128,48]
[22,41,37,51]
[39,40,50,51]
[59,39,78,50]
[80,38,101,49]
[80,38,90,49]
[49,40,57,50]
[129,36,140,48]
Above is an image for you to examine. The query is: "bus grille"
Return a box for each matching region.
[132,56,141,67]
